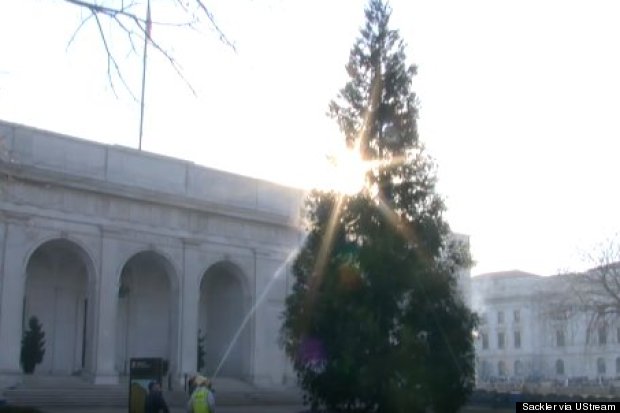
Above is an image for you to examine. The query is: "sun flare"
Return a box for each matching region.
[325,145,370,195]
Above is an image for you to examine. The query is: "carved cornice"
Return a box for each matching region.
[0,159,300,230]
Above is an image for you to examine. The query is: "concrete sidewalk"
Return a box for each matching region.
[41,406,305,413]
[3,376,303,408]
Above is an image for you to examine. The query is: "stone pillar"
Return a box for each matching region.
[252,251,288,388]
[178,242,200,386]
[91,235,119,384]
[0,222,26,388]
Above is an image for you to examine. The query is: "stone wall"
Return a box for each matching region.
[0,120,306,389]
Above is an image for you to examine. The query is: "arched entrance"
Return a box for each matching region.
[199,262,250,379]
[24,239,94,375]
[116,251,178,375]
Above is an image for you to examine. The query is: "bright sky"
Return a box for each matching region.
[1,0,619,276]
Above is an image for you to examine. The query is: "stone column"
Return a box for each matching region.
[91,235,119,384]
[0,222,27,388]
[178,241,200,386]
[252,250,288,388]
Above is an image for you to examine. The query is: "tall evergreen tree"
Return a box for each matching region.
[281,1,476,412]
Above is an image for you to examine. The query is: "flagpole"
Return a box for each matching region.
[138,0,151,151]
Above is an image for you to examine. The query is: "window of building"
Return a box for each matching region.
[482,333,489,350]
[498,332,505,349]
[514,309,520,323]
[551,305,569,321]
[616,357,620,374]
[514,331,521,349]
[597,358,606,375]
[498,360,507,377]
[556,329,565,347]
[481,360,491,380]
[617,327,620,343]
[599,327,607,345]
[556,359,565,375]
[514,360,523,376]
[480,313,487,326]
[498,311,504,324]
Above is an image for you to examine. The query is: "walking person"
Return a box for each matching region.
[145,381,170,413]
[187,375,216,413]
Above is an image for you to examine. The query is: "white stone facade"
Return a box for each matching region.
[472,270,620,386]
[0,120,305,389]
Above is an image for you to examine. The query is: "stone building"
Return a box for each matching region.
[472,270,620,386]
[0,120,305,389]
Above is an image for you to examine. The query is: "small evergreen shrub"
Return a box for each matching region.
[197,329,206,372]
[19,317,45,375]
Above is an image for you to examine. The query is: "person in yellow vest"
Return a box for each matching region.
[187,375,215,413]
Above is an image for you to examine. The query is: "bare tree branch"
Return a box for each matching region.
[558,236,620,345]
[60,0,236,96]
[193,0,236,52]
[64,0,141,22]
[66,11,95,51]
[111,15,139,56]
[93,12,137,100]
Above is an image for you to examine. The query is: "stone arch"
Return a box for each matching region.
[199,261,251,380]
[114,246,181,293]
[24,238,96,375]
[22,234,97,279]
[115,250,180,376]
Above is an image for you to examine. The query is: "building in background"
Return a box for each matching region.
[472,270,620,388]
